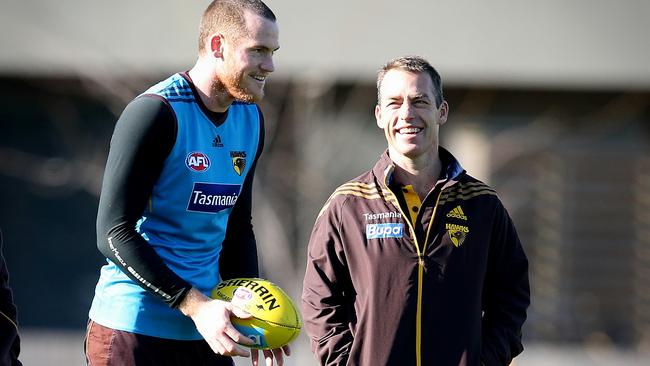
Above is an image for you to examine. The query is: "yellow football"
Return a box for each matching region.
[211,277,302,350]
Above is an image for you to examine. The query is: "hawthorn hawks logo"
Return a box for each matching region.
[230,151,247,176]
[186,152,210,172]
[445,223,469,247]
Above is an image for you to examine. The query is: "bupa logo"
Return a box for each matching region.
[186,152,210,172]
[366,223,404,240]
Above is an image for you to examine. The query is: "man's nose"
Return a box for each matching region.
[260,56,274,73]
[399,102,414,120]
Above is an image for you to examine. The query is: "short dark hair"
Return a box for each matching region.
[376,56,444,107]
[198,0,276,55]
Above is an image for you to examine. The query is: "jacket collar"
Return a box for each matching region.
[373,146,465,190]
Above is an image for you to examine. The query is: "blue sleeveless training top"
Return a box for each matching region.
[89,73,262,339]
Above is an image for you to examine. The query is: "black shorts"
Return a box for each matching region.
[84,320,234,366]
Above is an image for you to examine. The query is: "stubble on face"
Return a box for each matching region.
[212,12,277,105]
[207,9,279,108]
[212,51,263,104]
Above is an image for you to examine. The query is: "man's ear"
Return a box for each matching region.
[375,104,384,129]
[437,100,449,126]
[209,34,225,59]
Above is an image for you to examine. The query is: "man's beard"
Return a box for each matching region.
[214,68,264,104]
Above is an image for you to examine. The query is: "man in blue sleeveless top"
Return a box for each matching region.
[85,1,287,365]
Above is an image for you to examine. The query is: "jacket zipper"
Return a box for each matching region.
[416,191,443,366]
[384,176,444,366]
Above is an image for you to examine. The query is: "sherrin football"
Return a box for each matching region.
[211,277,301,350]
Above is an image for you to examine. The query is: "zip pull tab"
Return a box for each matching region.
[418,256,425,267]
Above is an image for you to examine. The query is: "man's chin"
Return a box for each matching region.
[392,145,429,160]
[232,88,264,103]
[219,75,265,103]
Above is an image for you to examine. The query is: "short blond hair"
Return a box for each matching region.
[198,0,276,55]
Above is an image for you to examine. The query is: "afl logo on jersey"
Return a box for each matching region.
[186,152,211,172]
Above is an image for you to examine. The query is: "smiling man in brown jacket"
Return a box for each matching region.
[301,56,530,366]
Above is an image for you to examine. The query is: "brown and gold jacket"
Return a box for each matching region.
[302,148,530,366]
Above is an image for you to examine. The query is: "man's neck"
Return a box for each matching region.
[389,148,442,199]
[188,59,233,113]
